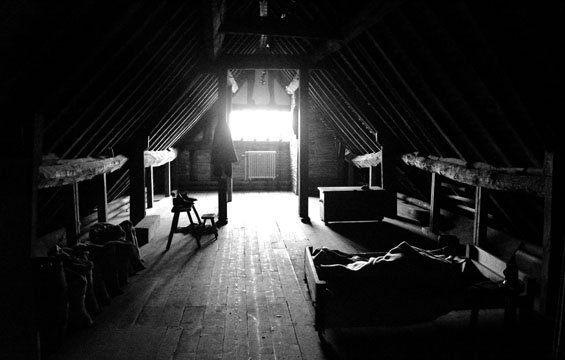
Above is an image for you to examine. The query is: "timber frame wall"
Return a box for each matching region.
[402,151,565,357]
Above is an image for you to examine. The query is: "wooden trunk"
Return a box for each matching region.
[317,186,395,224]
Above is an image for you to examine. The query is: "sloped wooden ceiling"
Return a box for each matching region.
[215,0,562,242]
[2,0,562,238]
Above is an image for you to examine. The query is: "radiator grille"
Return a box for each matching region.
[245,151,277,180]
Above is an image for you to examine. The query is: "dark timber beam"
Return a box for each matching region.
[146,166,154,209]
[347,162,355,186]
[429,172,441,233]
[201,0,225,60]
[552,146,565,359]
[298,68,310,222]
[217,68,229,226]
[213,55,315,70]
[542,151,562,321]
[226,82,233,203]
[163,162,171,197]
[2,114,42,359]
[96,173,108,223]
[65,183,81,246]
[219,17,340,40]
[380,138,397,216]
[311,0,406,63]
[470,186,488,258]
[129,134,149,225]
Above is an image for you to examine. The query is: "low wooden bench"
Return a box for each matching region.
[135,215,160,247]
[201,213,218,240]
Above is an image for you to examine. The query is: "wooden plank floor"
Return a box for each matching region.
[49,191,551,360]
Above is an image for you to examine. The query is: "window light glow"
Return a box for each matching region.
[230,109,293,141]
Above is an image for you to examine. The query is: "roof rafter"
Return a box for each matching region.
[201,0,226,60]
[312,0,406,63]
[210,54,318,70]
[219,17,340,40]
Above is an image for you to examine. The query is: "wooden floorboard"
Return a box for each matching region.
[47,191,551,360]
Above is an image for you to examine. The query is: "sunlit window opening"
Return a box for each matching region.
[230,109,293,141]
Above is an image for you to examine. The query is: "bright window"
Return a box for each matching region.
[229,109,293,141]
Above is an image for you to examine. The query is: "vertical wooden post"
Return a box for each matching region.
[555,245,565,360]
[347,162,355,185]
[298,68,310,222]
[146,165,154,209]
[337,142,345,184]
[226,81,233,203]
[540,151,565,325]
[218,176,228,225]
[96,173,108,223]
[163,162,171,197]
[65,182,81,246]
[217,68,229,226]
[369,167,376,186]
[429,172,441,233]
[549,148,565,359]
[2,114,42,359]
[469,186,487,258]
[130,134,148,225]
[380,140,396,216]
[227,177,233,202]
[171,158,178,192]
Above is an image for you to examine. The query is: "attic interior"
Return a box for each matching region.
[1,0,564,359]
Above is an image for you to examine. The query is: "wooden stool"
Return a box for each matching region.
[166,203,202,250]
[201,213,218,240]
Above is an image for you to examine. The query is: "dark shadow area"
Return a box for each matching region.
[326,221,437,252]
[317,310,553,360]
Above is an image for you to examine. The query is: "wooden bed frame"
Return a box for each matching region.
[303,245,422,334]
[303,245,532,337]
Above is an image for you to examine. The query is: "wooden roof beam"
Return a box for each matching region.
[219,17,340,40]
[212,54,317,70]
[201,0,225,60]
[312,0,406,63]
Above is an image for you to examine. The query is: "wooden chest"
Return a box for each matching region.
[317,186,396,223]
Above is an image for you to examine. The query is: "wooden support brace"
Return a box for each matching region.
[65,182,81,246]
[542,151,559,317]
[429,172,441,233]
[227,87,233,203]
[380,141,396,216]
[3,113,42,359]
[227,174,233,202]
[298,68,310,221]
[96,173,108,223]
[347,162,355,186]
[369,166,379,186]
[129,135,148,225]
[468,186,488,259]
[163,162,171,197]
[146,166,154,209]
[216,68,229,225]
[218,177,228,226]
